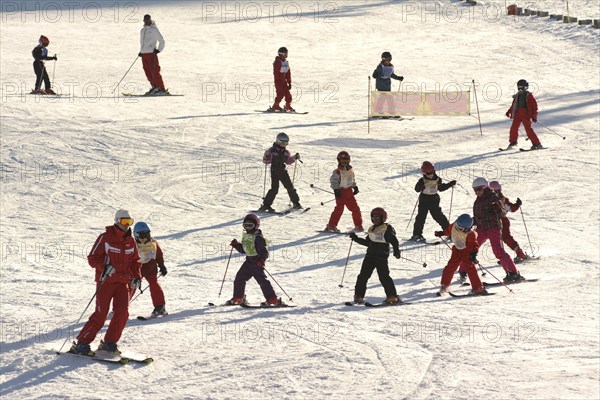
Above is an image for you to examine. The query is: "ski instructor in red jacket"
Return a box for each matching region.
[70,209,142,356]
[271,47,294,112]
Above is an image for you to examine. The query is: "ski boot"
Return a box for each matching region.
[409,234,426,242]
[69,341,94,356]
[292,202,303,210]
[436,285,449,297]
[226,297,246,306]
[258,204,276,213]
[261,297,282,307]
[151,305,168,317]
[384,296,401,305]
[459,272,468,284]
[504,271,525,282]
[97,340,120,355]
[353,295,365,305]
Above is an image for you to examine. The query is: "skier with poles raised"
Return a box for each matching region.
[410,161,456,242]
[133,221,168,318]
[69,210,142,356]
[349,207,402,305]
[31,35,57,95]
[488,181,529,263]
[505,79,543,150]
[227,214,284,306]
[258,132,302,213]
[139,14,167,95]
[435,214,487,296]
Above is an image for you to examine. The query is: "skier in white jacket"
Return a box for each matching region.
[138,14,167,94]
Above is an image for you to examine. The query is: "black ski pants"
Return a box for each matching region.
[354,254,397,298]
[413,193,450,236]
[263,167,299,207]
[33,61,50,90]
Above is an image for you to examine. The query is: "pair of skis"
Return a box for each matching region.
[59,349,153,365]
[499,145,548,152]
[251,207,311,216]
[207,301,295,309]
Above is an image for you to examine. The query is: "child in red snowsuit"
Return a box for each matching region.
[505,79,543,150]
[436,214,486,295]
[134,222,168,317]
[271,47,293,112]
[326,151,363,232]
[71,210,142,355]
[488,181,529,263]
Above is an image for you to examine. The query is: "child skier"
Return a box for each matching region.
[259,132,302,213]
[228,214,282,306]
[372,51,403,91]
[270,46,294,112]
[435,214,487,296]
[472,177,524,282]
[349,207,402,304]
[326,151,363,233]
[70,210,142,355]
[410,161,456,242]
[134,222,168,317]
[31,35,57,95]
[505,79,543,150]
[488,180,529,263]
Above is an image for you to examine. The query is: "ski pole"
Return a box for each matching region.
[112,55,139,94]
[520,207,535,256]
[56,272,110,354]
[309,183,334,195]
[472,79,483,136]
[448,186,454,221]
[367,76,371,135]
[338,240,353,288]
[264,267,293,301]
[262,164,268,200]
[320,198,336,206]
[476,262,514,294]
[537,121,566,140]
[218,247,234,298]
[51,54,57,89]
[289,160,298,207]
[406,198,419,230]
[400,255,427,268]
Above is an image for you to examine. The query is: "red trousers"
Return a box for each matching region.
[144,273,166,307]
[273,83,292,108]
[509,109,540,145]
[77,281,130,345]
[141,53,165,89]
[441,247,483,292]
[501,216,519,250]
[474,227,518,273]
[328,188,362,228]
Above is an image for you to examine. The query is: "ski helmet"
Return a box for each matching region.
[39,35,49,46]
[114,209,133,225]
[337,151,351,161]
[488,180,502,192]
[243,213,260,230]
[370,207,388,223]
[278,47,288,55]
[472,177,488,189]
[276,132,289,146]
[455,214,474,232]
[517,79,528,90]
[381,51,392,60]
[133,221,151,240]
[421,161,435,175]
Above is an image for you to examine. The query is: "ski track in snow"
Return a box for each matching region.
[1,0,599,399]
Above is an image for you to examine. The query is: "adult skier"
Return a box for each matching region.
[139,14,167,95]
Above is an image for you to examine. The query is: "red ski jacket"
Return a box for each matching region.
[506,91,538,120]
[88,225,142,284]
[273,56,291,87]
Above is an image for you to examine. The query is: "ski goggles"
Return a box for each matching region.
[243,222,256,230]
[118,218,134,226]
[473,186,486,193]
[382,57,392,61]
[338,158,350,164]
[137,231,151,239]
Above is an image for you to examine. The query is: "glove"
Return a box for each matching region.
[101,264,115,280]
[515,198,522,207]
[334,189,342,198]
[399,76,404,81]
[470,252,479,264]
[294,153,300,160]
[353,186,359,195]
[257,259,265,269]
[287,83,292,90]
[532,117,537,123]
[349,232,358,241]
[449,180,457,187]
[505,111,511,118]
[51,56,57,61]
[153,48,160,54]
[159,265,168,276]
[434,231,444,237]
[230,239,239,247]
[138,52,142,57]
[130,277,141,290]
[393,249,401,259]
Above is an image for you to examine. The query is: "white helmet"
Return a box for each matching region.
[114,209,132,224]
[472,177,488,189]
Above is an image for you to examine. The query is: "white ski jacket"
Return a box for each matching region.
[140,23,165,54]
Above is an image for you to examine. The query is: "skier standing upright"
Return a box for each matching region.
[505,79,543,150]
[139,14,167,95]
[134,221,168,317]
[372,51,403,92]
[270,47,294,112]
[31,35,57,95]
[326,151,363,233]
